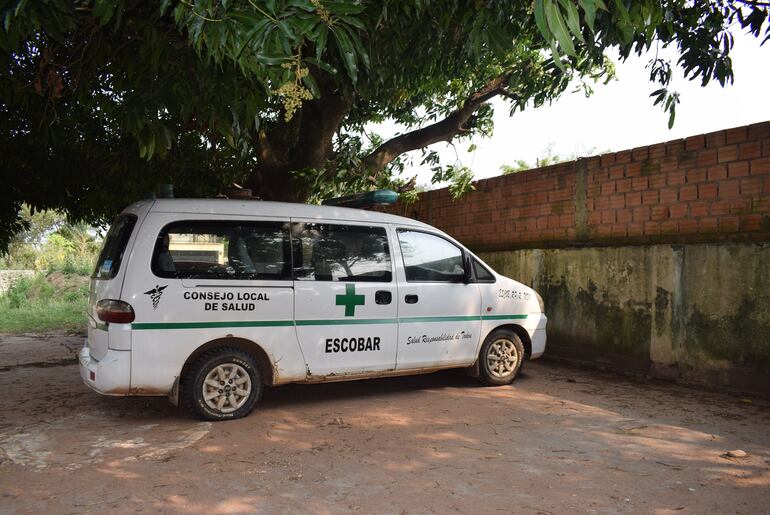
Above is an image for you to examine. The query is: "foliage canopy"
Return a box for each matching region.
[1,0,768,250]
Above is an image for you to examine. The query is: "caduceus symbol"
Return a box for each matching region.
[144,285,168,310]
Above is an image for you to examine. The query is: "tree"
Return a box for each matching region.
[1,0,769,250]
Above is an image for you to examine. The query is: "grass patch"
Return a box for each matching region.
[0,272,89,334]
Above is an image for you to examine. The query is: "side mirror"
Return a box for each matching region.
[463,254,473,284]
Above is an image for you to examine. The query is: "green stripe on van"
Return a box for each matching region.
[132,320,294,330]
[131,314,527,330]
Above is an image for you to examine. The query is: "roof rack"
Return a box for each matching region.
[321,189,399,209]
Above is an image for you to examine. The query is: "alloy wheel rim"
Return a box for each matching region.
[486,338,519,378]
[202,363,252,413]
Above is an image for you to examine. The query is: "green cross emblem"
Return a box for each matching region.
[336,284,365,317]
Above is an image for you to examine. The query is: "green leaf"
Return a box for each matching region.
[558,0,585,43]
[302,73,320,97]
[332,26,358,83]
[578,0,596,31]
[545,0,576,56]
[315,23,328,60]
[534,0,549,39]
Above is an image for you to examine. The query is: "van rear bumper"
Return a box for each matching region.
[79,342,131,395]
[529,313,547,359]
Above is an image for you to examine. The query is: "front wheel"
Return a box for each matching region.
[183,348,263,421]
[478,329,525,386]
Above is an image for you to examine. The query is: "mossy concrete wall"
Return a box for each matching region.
[480,243,770,393]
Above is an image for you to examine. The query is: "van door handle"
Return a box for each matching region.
[405,294,418,304]
[375,290,392,305]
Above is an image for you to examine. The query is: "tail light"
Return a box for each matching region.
[96,299,135,324]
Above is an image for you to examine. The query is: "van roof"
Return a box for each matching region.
[130,198,433,230]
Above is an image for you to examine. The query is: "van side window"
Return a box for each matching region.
[398,230,464,283]
[92,214,137,279]
[152,221,291,280]
[292,223,391,282]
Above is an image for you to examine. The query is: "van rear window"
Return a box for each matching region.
[92,214,137,279]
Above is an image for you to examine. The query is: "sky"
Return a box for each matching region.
[373,29,770,187]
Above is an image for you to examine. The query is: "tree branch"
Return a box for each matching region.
[362,73,511,174]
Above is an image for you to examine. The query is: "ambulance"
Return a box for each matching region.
[80,198,547,420]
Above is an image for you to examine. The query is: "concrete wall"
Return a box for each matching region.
[0,270,35,294]
[384,122,770,393]
[479,243,770,393]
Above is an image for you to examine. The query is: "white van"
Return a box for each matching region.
[80,199,547,420]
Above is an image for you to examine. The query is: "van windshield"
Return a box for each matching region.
[92,214,137,279]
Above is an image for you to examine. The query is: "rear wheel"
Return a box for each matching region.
[478,329,525,386]
[183,348,263,421]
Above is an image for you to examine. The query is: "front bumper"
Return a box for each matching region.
[529,312,547,359]
[79,341,131,395]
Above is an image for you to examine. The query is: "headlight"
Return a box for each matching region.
[535,291,545,312]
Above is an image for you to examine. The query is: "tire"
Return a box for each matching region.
[182,347,263,421]
[478,329,525,386]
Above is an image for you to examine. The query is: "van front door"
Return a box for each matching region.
[395,229,481,370]
[292,222,398,377]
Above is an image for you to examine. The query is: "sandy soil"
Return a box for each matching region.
[0,333,769,514]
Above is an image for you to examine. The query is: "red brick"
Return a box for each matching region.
[698,148,718,166]
[718,216,740,232]
[680,185,697,201]
[718,145,738,163]
[617,209,633,224]
[748,122,770,141]
[625,162,642,177]
[588,211,601,225]
[611,224,627,237]
[642,191,659,205]
[601,210,616,224]
[651,206,670,221]
[690,201,709,218]
[666,140,685,157]
[740,215,764,231]
[597,224,613,237]
[764,141,770,157]
[626,192,642,207]
[609,165,625,179]
[615,150,632,164]
[644,221,661,235]
[660,188,679,203]
[632,147,650,160]
[764,176,770,193]
[726,126,748,144]
[738,142,762,160]
[668,171,686,186]
[601,182,615,195]
[670,204,688,219]
[685,135,705,151]
[707,165,727,181]
[633,207,650,222]
[648,144,666,160]
[698,183,718,199]
[616,179,632,192]
[649,174,667,189]
[741,177,762,196]
[679,220,698,233]
[600,154,616,167]
[699,217,719,232]
[705,130,726,148]
[559,214,574,228]
[685,168,707,184]
[627,222,644,235]
[632,177,649,191]
[661,220,678,234]
[610,194,625,209]
[719,179,741,199]
[751,157,770,175]
[728,161,750,177]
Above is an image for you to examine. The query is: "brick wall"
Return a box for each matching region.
[386,122,770,250]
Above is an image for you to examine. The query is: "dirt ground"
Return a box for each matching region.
[1,334,769,514]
